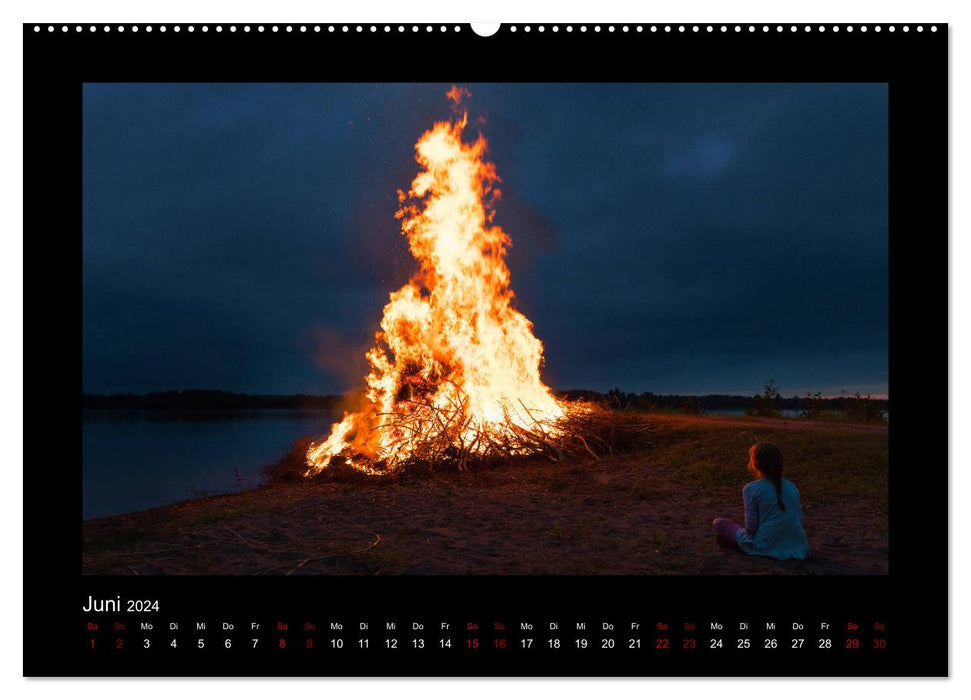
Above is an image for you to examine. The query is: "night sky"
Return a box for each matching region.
[83,83,888,398]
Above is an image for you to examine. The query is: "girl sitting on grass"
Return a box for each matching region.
[712,442,810,561]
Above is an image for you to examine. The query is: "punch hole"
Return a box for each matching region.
[470,22,502,37]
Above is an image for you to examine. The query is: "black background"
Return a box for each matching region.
[24,22,947,677]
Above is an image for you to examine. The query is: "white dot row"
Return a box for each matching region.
[33,25,465,33]
[32,24,940,34]
[508,24,938,33]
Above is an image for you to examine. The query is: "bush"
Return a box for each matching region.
[842,392,888,424]
[748,379,781,418]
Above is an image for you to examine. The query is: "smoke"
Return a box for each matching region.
[299,325,371,393]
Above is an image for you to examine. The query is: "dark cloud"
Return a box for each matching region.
[83,83,887,397]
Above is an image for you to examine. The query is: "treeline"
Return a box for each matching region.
[82,390,344,410]
[557,386,889,420]
[84,385,889,423]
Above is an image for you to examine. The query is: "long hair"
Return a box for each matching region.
[749,442,785,511]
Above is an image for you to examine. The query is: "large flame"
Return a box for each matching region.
[306,87,565,475]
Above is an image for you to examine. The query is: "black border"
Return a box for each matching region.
[24,23,947,677]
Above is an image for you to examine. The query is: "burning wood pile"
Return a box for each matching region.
[303,87,652,477]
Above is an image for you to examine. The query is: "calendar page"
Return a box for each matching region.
[23,21,946,677]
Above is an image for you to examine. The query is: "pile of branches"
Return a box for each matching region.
[552,402,656,462]
[265,398,654,482]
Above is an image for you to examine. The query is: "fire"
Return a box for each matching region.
[305,87,566,475]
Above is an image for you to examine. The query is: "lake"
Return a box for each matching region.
[83,408,341,519]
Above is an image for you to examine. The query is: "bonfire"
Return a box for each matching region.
[305,87,652,476]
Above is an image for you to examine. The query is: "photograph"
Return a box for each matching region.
[81,82,889,577]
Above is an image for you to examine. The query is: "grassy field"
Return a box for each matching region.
[82,413,888,576]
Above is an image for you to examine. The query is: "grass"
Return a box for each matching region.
[649,422,888,505]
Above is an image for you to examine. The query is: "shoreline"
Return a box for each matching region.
[83,414,888,576]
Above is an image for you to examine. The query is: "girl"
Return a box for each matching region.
[712,442,810,561]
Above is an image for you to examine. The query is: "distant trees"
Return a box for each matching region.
[841,391,888,424]
[678,396,704,415]
[84,386,887,422]
[801,391,829,420]
[748,379,782,418]
[82,390,345,410]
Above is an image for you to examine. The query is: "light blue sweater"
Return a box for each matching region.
[736,478,810,561]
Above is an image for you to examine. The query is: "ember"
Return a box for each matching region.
[306,87,651,475]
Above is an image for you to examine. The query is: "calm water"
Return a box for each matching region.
[82,409,341,519]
